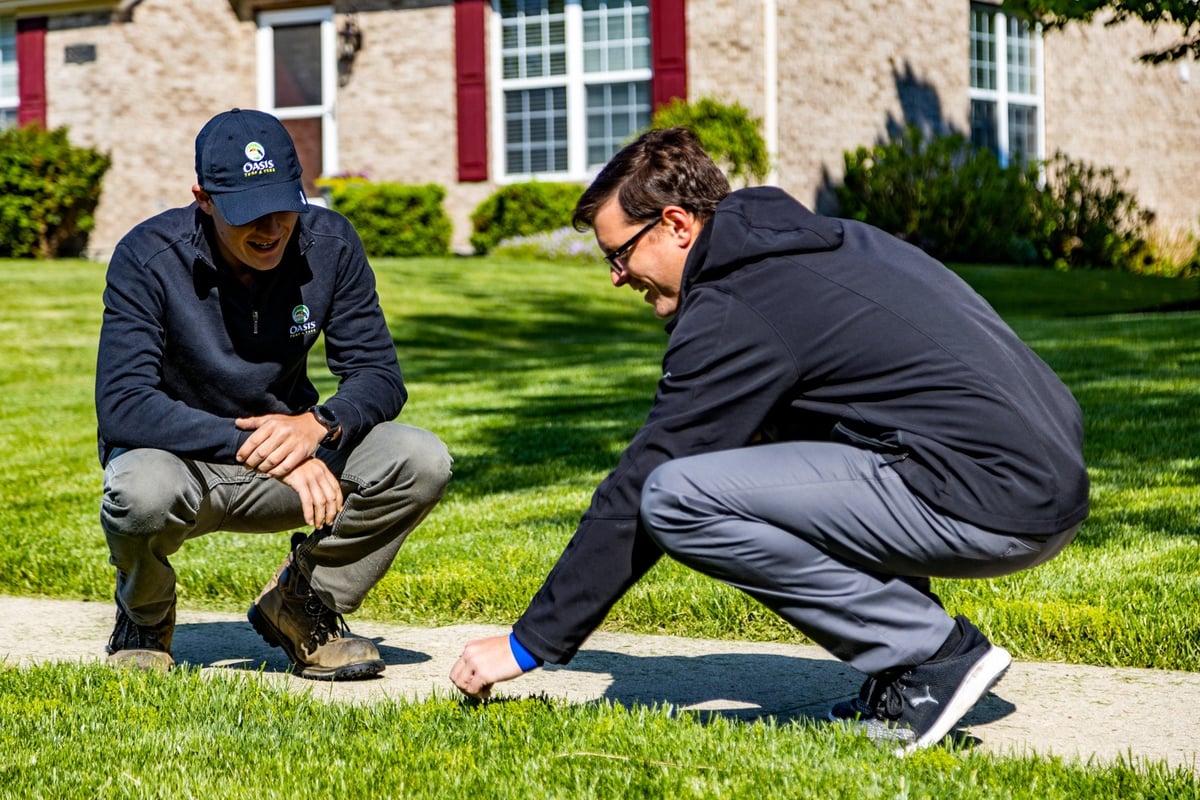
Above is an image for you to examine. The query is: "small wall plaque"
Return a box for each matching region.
[64,44,97,64]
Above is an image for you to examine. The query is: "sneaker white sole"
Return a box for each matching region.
[900,644,1012,755]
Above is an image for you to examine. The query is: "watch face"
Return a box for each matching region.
[313,405,337,428]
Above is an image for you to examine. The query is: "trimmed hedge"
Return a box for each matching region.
[469,182,584,255]
[327,182,452,257]
[0,125,111,258]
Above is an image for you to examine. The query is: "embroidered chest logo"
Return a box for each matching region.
[290,304,317,338]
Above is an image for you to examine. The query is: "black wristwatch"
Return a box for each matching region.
[308,404,342,447]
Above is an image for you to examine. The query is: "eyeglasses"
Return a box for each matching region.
[604,217,660,275]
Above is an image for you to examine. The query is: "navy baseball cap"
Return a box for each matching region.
[195,108,308,226]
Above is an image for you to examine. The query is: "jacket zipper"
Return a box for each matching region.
[252,310,259,335]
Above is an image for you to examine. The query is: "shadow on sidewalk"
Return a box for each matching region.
[168,620,430,674]
[559,649,1017,728]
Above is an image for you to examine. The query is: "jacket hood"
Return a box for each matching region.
[684,186,845,291]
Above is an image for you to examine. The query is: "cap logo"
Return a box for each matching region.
[242,139,277,178]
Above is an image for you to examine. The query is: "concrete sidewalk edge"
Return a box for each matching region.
[3,595,1197,774]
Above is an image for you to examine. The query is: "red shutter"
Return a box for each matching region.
[455,0,488,182]
[16,16,47,127]
[650,0,687,110]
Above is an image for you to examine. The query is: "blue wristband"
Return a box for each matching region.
[509,632,543,672]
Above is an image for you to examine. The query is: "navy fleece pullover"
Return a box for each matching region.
[96,204,405,466]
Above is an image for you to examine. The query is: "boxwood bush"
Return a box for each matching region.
[326,182,451,257]
[0,125,111,258]
[469,181,584,254]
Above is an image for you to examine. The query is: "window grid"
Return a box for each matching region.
[500,0,566,80]
[1006,15,1037,96]
[586,81,650,165]
[0,16,17,129]
[968,8,995,92]
[497,0,652,179]
[581,0,650,74]
[505,86,569,174]
[968,3,1042,167]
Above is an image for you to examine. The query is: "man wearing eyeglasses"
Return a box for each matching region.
[451,127,1088,752]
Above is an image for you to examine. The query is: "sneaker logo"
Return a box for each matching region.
[909,686,940,707]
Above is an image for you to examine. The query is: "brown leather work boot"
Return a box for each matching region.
[247,533,384,680]
[106,600,175,672]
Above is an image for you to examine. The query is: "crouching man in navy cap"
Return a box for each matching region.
[96,108,452,679]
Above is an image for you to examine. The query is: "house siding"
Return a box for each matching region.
[23,0,1200,259]
[1044,17,1200,236]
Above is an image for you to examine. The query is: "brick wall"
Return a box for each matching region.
[34,0,1199,259]
[1043,16,1200,235]
[45,3,256,257]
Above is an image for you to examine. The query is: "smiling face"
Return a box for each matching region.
[593,197,699,318]
[193,186,299,273]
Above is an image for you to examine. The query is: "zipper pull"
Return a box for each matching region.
[252,310,259,334]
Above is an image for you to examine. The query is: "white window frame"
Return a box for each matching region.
[256,6,339,177]
[489,0,652,182]
[968,3,1045,167]
[0,15,17,129]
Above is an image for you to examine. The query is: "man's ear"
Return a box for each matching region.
[662,205,700,248]
[192,185,214,216]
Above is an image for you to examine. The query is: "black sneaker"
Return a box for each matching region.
[106,600,175,671]
[830,618,1011,752]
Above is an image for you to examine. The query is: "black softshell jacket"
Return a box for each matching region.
[513,187,1089,665]
[96,204,405,466]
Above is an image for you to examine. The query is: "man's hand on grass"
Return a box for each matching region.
[450,635,525,699]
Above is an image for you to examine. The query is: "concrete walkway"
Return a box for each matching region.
[4,595,1197,774]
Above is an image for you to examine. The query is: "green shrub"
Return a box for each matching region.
[469,181,584,254]
[0,125,111,258]
[1030,152,1152,271]
[651,96,770,186]
[836,126,1037,264]
[328,182,451,257]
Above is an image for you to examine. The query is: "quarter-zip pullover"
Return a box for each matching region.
[96,204,406,466]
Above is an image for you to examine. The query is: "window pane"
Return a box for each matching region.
[501,0,567,79]
[969,8,996,91]
[0,16,17,106]
[273,23,322,107]
[281,117,323,197]
[1007,16,1037,95]
[586,80,650,167]
[582,0,650,74]
[1008,104,1037,164]
[504,86,568,174]
[970,98,998,156]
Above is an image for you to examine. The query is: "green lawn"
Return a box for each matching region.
[1,256,1198,797]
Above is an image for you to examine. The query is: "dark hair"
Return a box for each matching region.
[572,127,732,231]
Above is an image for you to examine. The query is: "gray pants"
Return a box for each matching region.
[639,442,1077,676]
[101,422,452,626]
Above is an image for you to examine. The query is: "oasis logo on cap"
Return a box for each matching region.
[243,141,277,178]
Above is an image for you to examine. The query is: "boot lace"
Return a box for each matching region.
[301,593,351,650]
[108,607,168,653]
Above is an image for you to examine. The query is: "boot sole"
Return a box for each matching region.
[248,603,384,681]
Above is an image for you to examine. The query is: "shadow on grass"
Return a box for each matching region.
[391,308,661,498]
